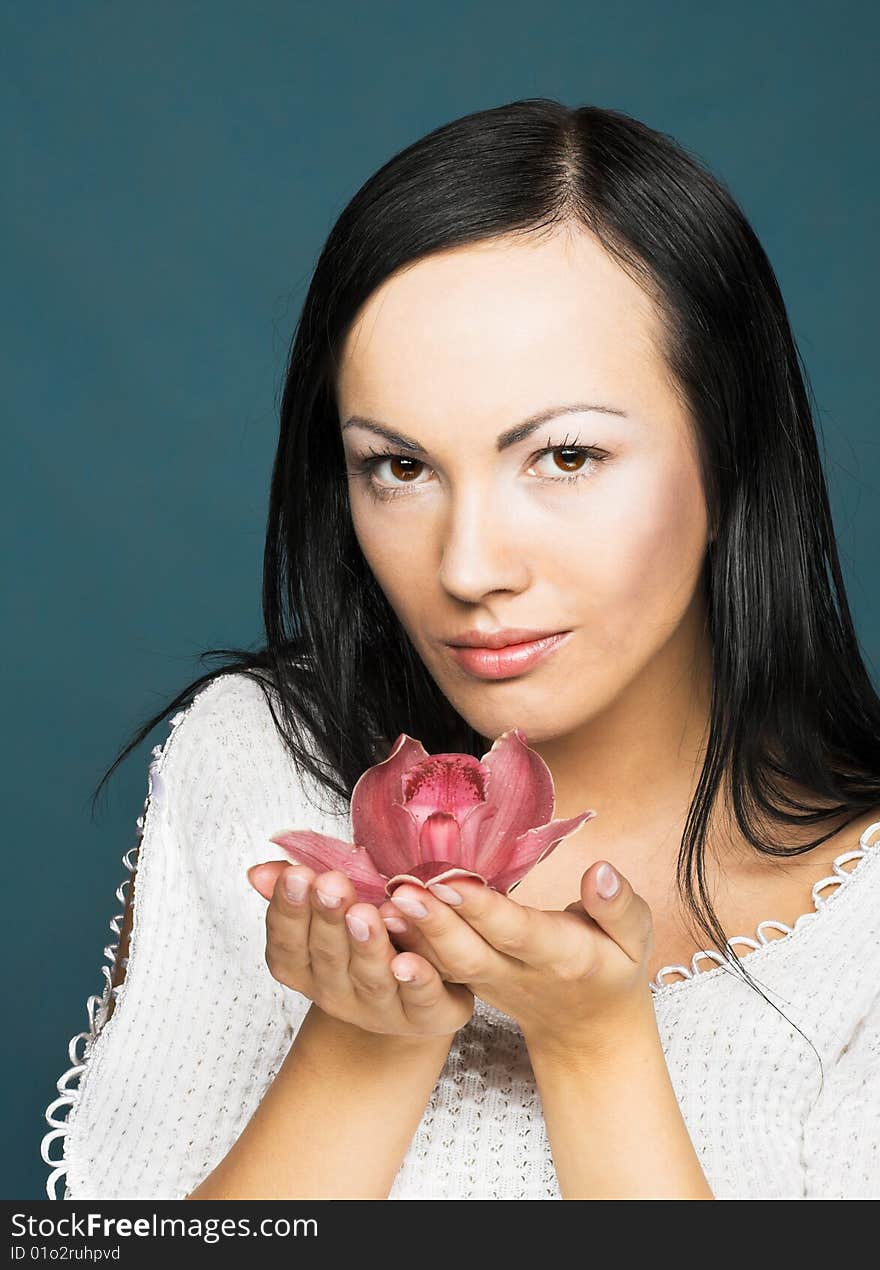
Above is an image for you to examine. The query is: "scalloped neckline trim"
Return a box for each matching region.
[648,818,880,996]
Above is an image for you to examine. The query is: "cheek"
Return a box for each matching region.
[578,457,708,657]
[349,498,433,619]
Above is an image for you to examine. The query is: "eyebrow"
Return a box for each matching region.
[340,402,629,454]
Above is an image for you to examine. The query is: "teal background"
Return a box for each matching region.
[4,1,878,1199]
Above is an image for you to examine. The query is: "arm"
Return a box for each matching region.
[85,857,451,1200]
[382,864,715,1199]
[525,995,714,1199]
[186,1004,452,1199]
[801,980,880,1199]
[44,674,458,1201]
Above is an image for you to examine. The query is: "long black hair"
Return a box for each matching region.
[92,99,880,1076]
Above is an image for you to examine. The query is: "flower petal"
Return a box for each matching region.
[267,828,389,905]
[457,801,500,869]
[349,733,427,875]
[401,753,489,830]
[418,811,462,863]
[386,864,490,894]
[489,810,598,895]
[471,728,557,874]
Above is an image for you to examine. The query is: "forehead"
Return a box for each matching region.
[336,228,672,426]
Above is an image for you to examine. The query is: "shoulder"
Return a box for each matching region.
[800,821,880,1044]
[158,670,276,753]
[150,670,350,859]
[831,821,880,972]
[151,671,289,792]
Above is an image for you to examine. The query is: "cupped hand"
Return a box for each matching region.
[384,862,656,1055]
[246,860,474,1038]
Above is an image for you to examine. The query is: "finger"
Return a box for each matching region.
[307,869,358,989]
[580,862,654,965]
[387,883,510,984]
[248,859,299,901]
[424,877,561,972]
[563,898,600,929]
[263,863,318,979]
[377,907,458,979]
[390,951,468,1027]
[344,901,404,1002]
[377,898,410,941]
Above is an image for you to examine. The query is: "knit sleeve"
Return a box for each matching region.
[40,673,322,1200]
[801,983,880,1199]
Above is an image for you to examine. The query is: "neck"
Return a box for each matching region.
[528,595,726,883]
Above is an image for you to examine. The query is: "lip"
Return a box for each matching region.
[446,631,573,680]
[446,627,568,649]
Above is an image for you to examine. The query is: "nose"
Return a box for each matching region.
[436,483,530,603]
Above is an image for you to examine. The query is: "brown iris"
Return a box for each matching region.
[387,457,424,481]
[551,448,588,473]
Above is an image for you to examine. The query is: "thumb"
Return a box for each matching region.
[246,860,290,901]
[580,861,653,965]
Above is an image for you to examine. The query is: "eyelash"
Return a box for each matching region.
[345,434,609,502]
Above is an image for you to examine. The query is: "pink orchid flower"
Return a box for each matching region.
[268,727,597,905]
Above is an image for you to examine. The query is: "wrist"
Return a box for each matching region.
[522,991,659,1072]
[302,1002,457,1056]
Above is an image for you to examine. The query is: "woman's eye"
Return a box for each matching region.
[374,456,428,485]
[347,443,607,501]
[342,452,432,502]
[528,446,606,481]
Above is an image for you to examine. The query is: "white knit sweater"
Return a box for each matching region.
[42,673,880,1200]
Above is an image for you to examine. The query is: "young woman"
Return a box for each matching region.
[42,99,880,1201]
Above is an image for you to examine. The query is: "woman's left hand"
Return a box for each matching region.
[385,861,656,1055]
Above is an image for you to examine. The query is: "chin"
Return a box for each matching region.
[455,703,569,749]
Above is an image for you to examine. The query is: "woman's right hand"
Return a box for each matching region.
[247,861,474,1037]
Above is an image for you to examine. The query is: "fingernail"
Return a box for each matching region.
[316,889,343,908]
[382,915,408,934]
[392,894,428,919]
[392,965,416,981]
[345,912,371,942]
[596,862,620,898]
[284,872,309,902]
[427,882,463,905]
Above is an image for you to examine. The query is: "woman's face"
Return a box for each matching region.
[336,227,712,748]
